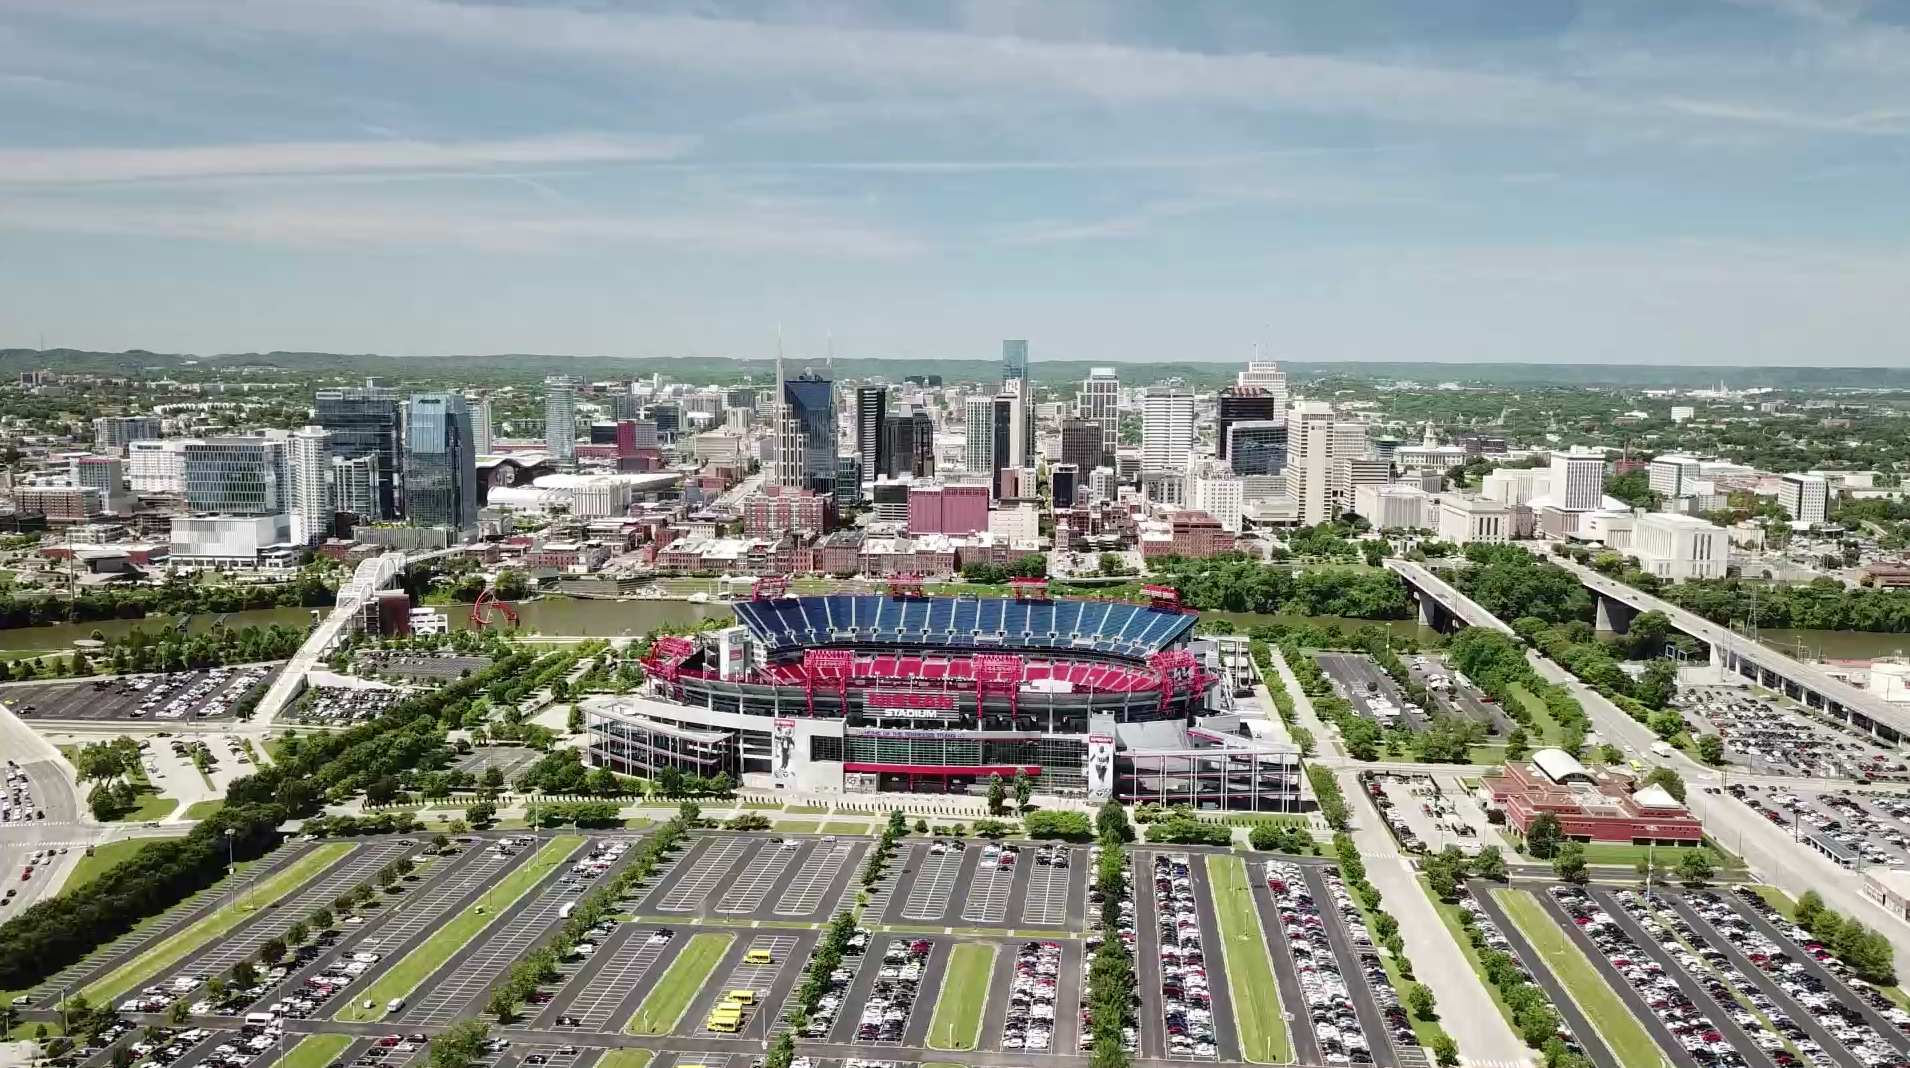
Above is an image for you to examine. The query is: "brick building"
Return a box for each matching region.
[1484,748,1703,845]
[743,485,832,536]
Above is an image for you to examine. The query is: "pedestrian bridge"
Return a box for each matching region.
[256,546,467,724]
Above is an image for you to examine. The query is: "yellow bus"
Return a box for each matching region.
[744,948,772,964]
[726,990,756,1006]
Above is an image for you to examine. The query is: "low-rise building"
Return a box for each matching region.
[1633,513,1728,581]
[1353,484,1432,531]
[1435,492,1509,545]
[169,513,295,570]
[1485,748,1703,844]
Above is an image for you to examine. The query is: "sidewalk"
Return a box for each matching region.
[1342,766,1534,1068]
[1268,646,1341,758]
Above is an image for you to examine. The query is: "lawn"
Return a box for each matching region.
[926,943,996,1051]
[183,799,225,820]
[111,790,178,823]
[596,1052,652,1068]
[821,821,871,834]
[785,805,832,814]
[275,1034,353,1068]
[1508,682,1561,743]
[1493,889,1669,1068]
[1204,854,1292,1064]
[84,841,356,1002]
[67,836,186,891]
[772,820,821,834]
[1518,841,1733,869]
[624,932,733,1035]
[335,834,585,1021]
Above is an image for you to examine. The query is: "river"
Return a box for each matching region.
[2,597,1908,664]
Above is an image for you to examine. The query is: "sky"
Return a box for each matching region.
[2,0,1909,368]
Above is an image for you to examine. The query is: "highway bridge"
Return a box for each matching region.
[1389,552,1910,743]
[1382,558,1514,635]
[254,545,468,724]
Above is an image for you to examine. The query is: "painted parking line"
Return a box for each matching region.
[549,928,678,1031]
[961,852,1016,923]
[1019,851,1071,927]
[900,846,963,921]
[778,840,857,917]
[716,840,797,914]
[849,843,910,919]
[655,836,753,913]
[185,840,416,975]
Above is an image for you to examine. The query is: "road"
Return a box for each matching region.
[0,700,89,909]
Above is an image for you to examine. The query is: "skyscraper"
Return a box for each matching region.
[314,385,402,519]
[183,438,288,515]
[963,395,994,478]
[990,379,1034,499]
[1237,360,1289,414]
[471,397,494,457]
[855,386,888,486]
[777,369,837,497]
[404,393,478,535]
[1216,388,1280,462]
[1549,448,1606,511]
[544,377,577,466]
[1076,367,1119,468]
[1142,388,1195,475]
[1060,418,1104,475]
[1286,405,1369,526]
[1227,421,1289,477]
[1002,340,1029,384]
[287,426,332,545]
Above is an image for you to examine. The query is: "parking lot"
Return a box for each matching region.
[1402,653,1512,731]
[3,665,283,722]
[1684,685,1910,783]
[1728,781,1910,870]
[454,747,543,781]
[20,830,1309,1068]
[292,685,407,726]
[1368,773,1496,856]
[1317,653,1428,731]
[355,652,494,682]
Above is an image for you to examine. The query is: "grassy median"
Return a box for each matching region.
[596,1052,652,1068]
[926,943,995,1051]
[275,1034,354,1068]
[84,841,357,1003]
[1493,889,1668,1068]
[624,932,733,1035]
[1205,854,1293,1064]
[335,834,585,1021]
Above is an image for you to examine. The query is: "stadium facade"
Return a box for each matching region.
[583,583,1302,809]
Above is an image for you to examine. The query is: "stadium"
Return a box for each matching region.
[582,577,1302,809]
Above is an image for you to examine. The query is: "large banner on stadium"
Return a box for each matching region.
[771,719,795,784]
[1085,733,1116,802]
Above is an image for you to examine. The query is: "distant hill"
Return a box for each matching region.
[0,348,1902,392]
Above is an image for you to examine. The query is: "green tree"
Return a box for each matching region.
[1405,982,1437,1019]
[1012,768,1034,812]
[1525,811,1563,859]
[1644,766,1687,803]
[1553,841,1588,883]
[986,772,1007,816]
[1432,1034,1459,1067]
[1696,734,1725,765]
[1504,726,1530,761]
[1796,889,1826,926]
[1676,849,1715,886]
[1636,659,1680,710]
[1472,844,1507,882]
[1289,725,1316,758]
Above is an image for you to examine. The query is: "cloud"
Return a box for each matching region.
[0,194,922,258]
[0,134,695,187]
[25,0,1633,129]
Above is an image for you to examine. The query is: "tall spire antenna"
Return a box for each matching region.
[826,330,834,378]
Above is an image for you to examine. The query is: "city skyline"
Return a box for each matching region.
[3,1,1909,366]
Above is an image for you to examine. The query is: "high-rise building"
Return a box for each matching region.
[94,416,161,455]
[882,408,934,478]
[963,395,994,478]
[1076,367,1119,467]
[314,385,402,519]
[544,377,577,465]
[990,379,1034,499]
[1191,473,1244,532]
[1216,388,1280,462]
[471,397,494,456]
[287,426,332,545]
[128,439,196,495]
[1548,447,1606,511]
[332,455,380,517]
[1051,463,1080,510]
[774,362,837,497]
[1142,388,1195,475]
[1236,361,1289,413]
[1780,473,1829,524]
[1227,421,1288,476]
[1002,340,1029,384]
[835,454,862,507]
[1060,418,1105,475]
[183,438,288,515]
[69,455,122,495]
[1650,455,1703,500]
[1287,403,1336,526]
[404,394,478,535]
[855,386,888,483]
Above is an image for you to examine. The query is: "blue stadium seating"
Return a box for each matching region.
[734,595,1194,658]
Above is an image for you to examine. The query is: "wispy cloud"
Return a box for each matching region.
[0,194,921,258]
[0,134,694,187]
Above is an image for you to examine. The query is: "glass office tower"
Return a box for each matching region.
[314,385,402,519]
[403,393,478,535]
[784,373,837,497]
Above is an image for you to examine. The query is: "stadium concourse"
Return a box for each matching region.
[583,577,1303,809]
